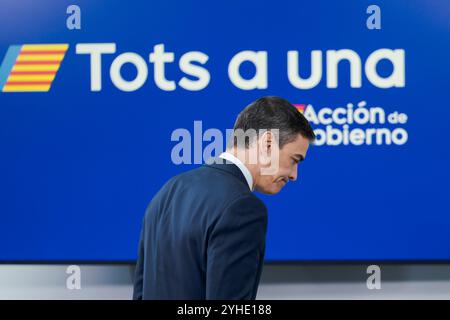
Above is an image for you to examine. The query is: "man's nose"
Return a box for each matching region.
[289,165,298,182]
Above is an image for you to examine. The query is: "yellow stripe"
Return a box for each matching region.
[3,85,51,92]
[16,54,64,62]
[7,74,55,82]
[12,65,60,72]
[21,44,69,51]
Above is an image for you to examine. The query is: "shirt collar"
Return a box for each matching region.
[219,152,254,191]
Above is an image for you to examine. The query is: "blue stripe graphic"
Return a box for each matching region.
[0,45,22,91]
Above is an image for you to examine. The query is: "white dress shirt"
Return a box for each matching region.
[219,152,254,191]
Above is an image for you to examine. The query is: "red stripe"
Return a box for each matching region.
[10,71,56,75]
[15,61,60,65]
[5,81,52,85]
[20,50,66,55]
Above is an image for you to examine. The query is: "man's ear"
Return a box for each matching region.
[259,129,280,175]
[258,130,273,165]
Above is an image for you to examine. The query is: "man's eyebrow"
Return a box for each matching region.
[294,154,305,162]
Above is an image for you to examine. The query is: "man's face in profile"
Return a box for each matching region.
[255,134,310,195]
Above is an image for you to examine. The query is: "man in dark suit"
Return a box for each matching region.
[133,96,315,300]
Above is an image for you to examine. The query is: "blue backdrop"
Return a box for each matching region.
[1,0,449,261]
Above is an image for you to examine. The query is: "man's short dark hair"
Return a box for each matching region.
[230,96,315,149]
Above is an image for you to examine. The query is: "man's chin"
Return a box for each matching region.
[257,185,283,195]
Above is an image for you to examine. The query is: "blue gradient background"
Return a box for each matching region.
[0,0,449,261]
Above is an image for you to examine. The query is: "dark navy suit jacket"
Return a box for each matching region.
[132,158,268,300]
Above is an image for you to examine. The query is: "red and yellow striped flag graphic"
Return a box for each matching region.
[1,44,68,92]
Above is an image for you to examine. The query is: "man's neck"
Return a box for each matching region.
[225,148,258,190]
